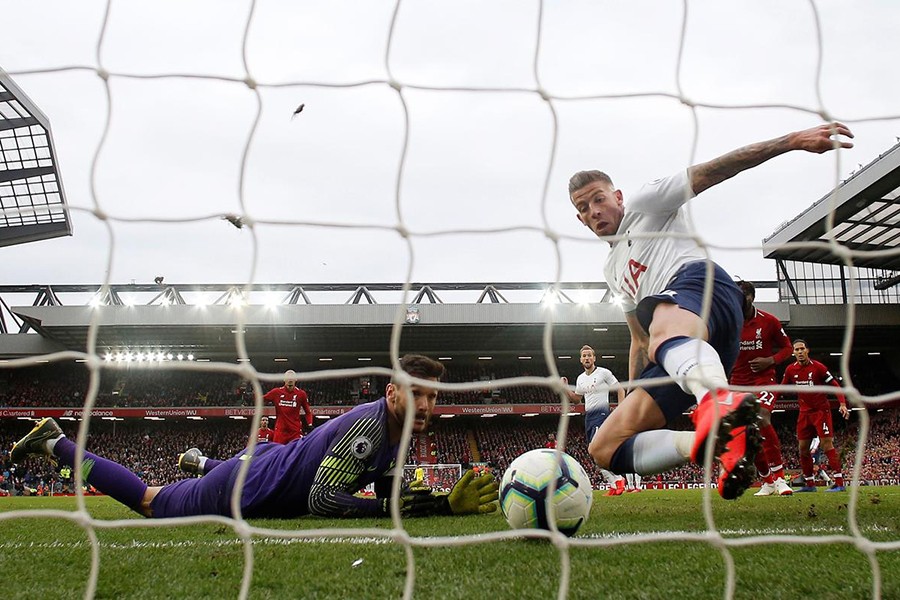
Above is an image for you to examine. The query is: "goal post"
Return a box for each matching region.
[402,463,463,493]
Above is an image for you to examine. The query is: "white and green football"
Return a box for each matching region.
[499,448,593,537]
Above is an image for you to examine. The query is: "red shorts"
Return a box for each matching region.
[274,429,302,444]
[756,390,777,411]
[796,409,834,440]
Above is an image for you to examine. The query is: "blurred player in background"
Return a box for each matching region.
[568,122,854,499]
[414,465,426,485]
[10,355,498,519]
[257,416,276,444]
[263,370,313,443]
[777,339,850,492]
[564,345,627,496]
[730,280,794,497]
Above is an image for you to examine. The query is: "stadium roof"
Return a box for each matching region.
[763,141,900,271]
[0,68,72,247]
[1,281,898,372]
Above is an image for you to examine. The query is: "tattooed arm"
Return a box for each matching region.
[625,311,650,383]
[688,123,853,196]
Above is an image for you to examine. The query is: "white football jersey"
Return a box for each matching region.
[604,170,707,313]
[575,367,620,415]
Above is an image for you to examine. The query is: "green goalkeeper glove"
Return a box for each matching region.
[442,469,500,515]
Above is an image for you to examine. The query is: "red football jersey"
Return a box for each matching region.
[779,359,845,412]
[730,308,792,386]
[256,427,276,443]
[263,385,313,443]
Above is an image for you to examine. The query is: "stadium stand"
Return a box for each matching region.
[0,364,563,408]
[4,358,895,408]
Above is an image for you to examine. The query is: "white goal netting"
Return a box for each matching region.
[2,1,900,599]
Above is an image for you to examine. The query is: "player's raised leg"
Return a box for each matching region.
[589,388,696,480]
[11,418,157,515]
[647,299,762,500]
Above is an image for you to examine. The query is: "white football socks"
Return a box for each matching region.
[46,435,64,454]
[659,338,728,404]
[630,430,693,474]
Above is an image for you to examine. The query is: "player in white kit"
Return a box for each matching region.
[564,345,627,496]
[567,122,854,499]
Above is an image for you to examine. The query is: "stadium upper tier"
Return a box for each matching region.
[1,282,898,372]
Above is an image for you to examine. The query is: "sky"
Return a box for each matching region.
[2,0,899,306]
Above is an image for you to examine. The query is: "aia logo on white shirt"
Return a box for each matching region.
[621,259,647,298]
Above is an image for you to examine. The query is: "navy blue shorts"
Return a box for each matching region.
[585,407,611,444]
[633,261,743,425]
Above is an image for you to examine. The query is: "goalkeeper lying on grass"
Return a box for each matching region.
[10,354,499,519]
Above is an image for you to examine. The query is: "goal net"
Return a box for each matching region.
[1,2,899,599]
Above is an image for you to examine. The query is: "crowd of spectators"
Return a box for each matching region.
[5,409,898,498]
[3,359,897,409]
[0,364,568,409]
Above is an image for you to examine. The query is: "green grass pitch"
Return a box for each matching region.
[1,488,898,599]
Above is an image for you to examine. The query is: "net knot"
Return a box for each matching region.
[232,519,253,539]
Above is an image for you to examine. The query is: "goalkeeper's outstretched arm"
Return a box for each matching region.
[308,469,499,518]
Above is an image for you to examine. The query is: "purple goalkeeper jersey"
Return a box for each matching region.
[151,397,399,519]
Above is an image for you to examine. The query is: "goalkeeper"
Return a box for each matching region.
[10,354,498,519]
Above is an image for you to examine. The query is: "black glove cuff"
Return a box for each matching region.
[436,494,452,516]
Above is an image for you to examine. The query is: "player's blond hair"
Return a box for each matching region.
[580,345,595,356]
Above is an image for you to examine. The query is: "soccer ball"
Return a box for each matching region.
[499,448,593,537]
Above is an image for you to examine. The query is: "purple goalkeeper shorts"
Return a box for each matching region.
[150,455,243,518]
[150,444,280,518]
